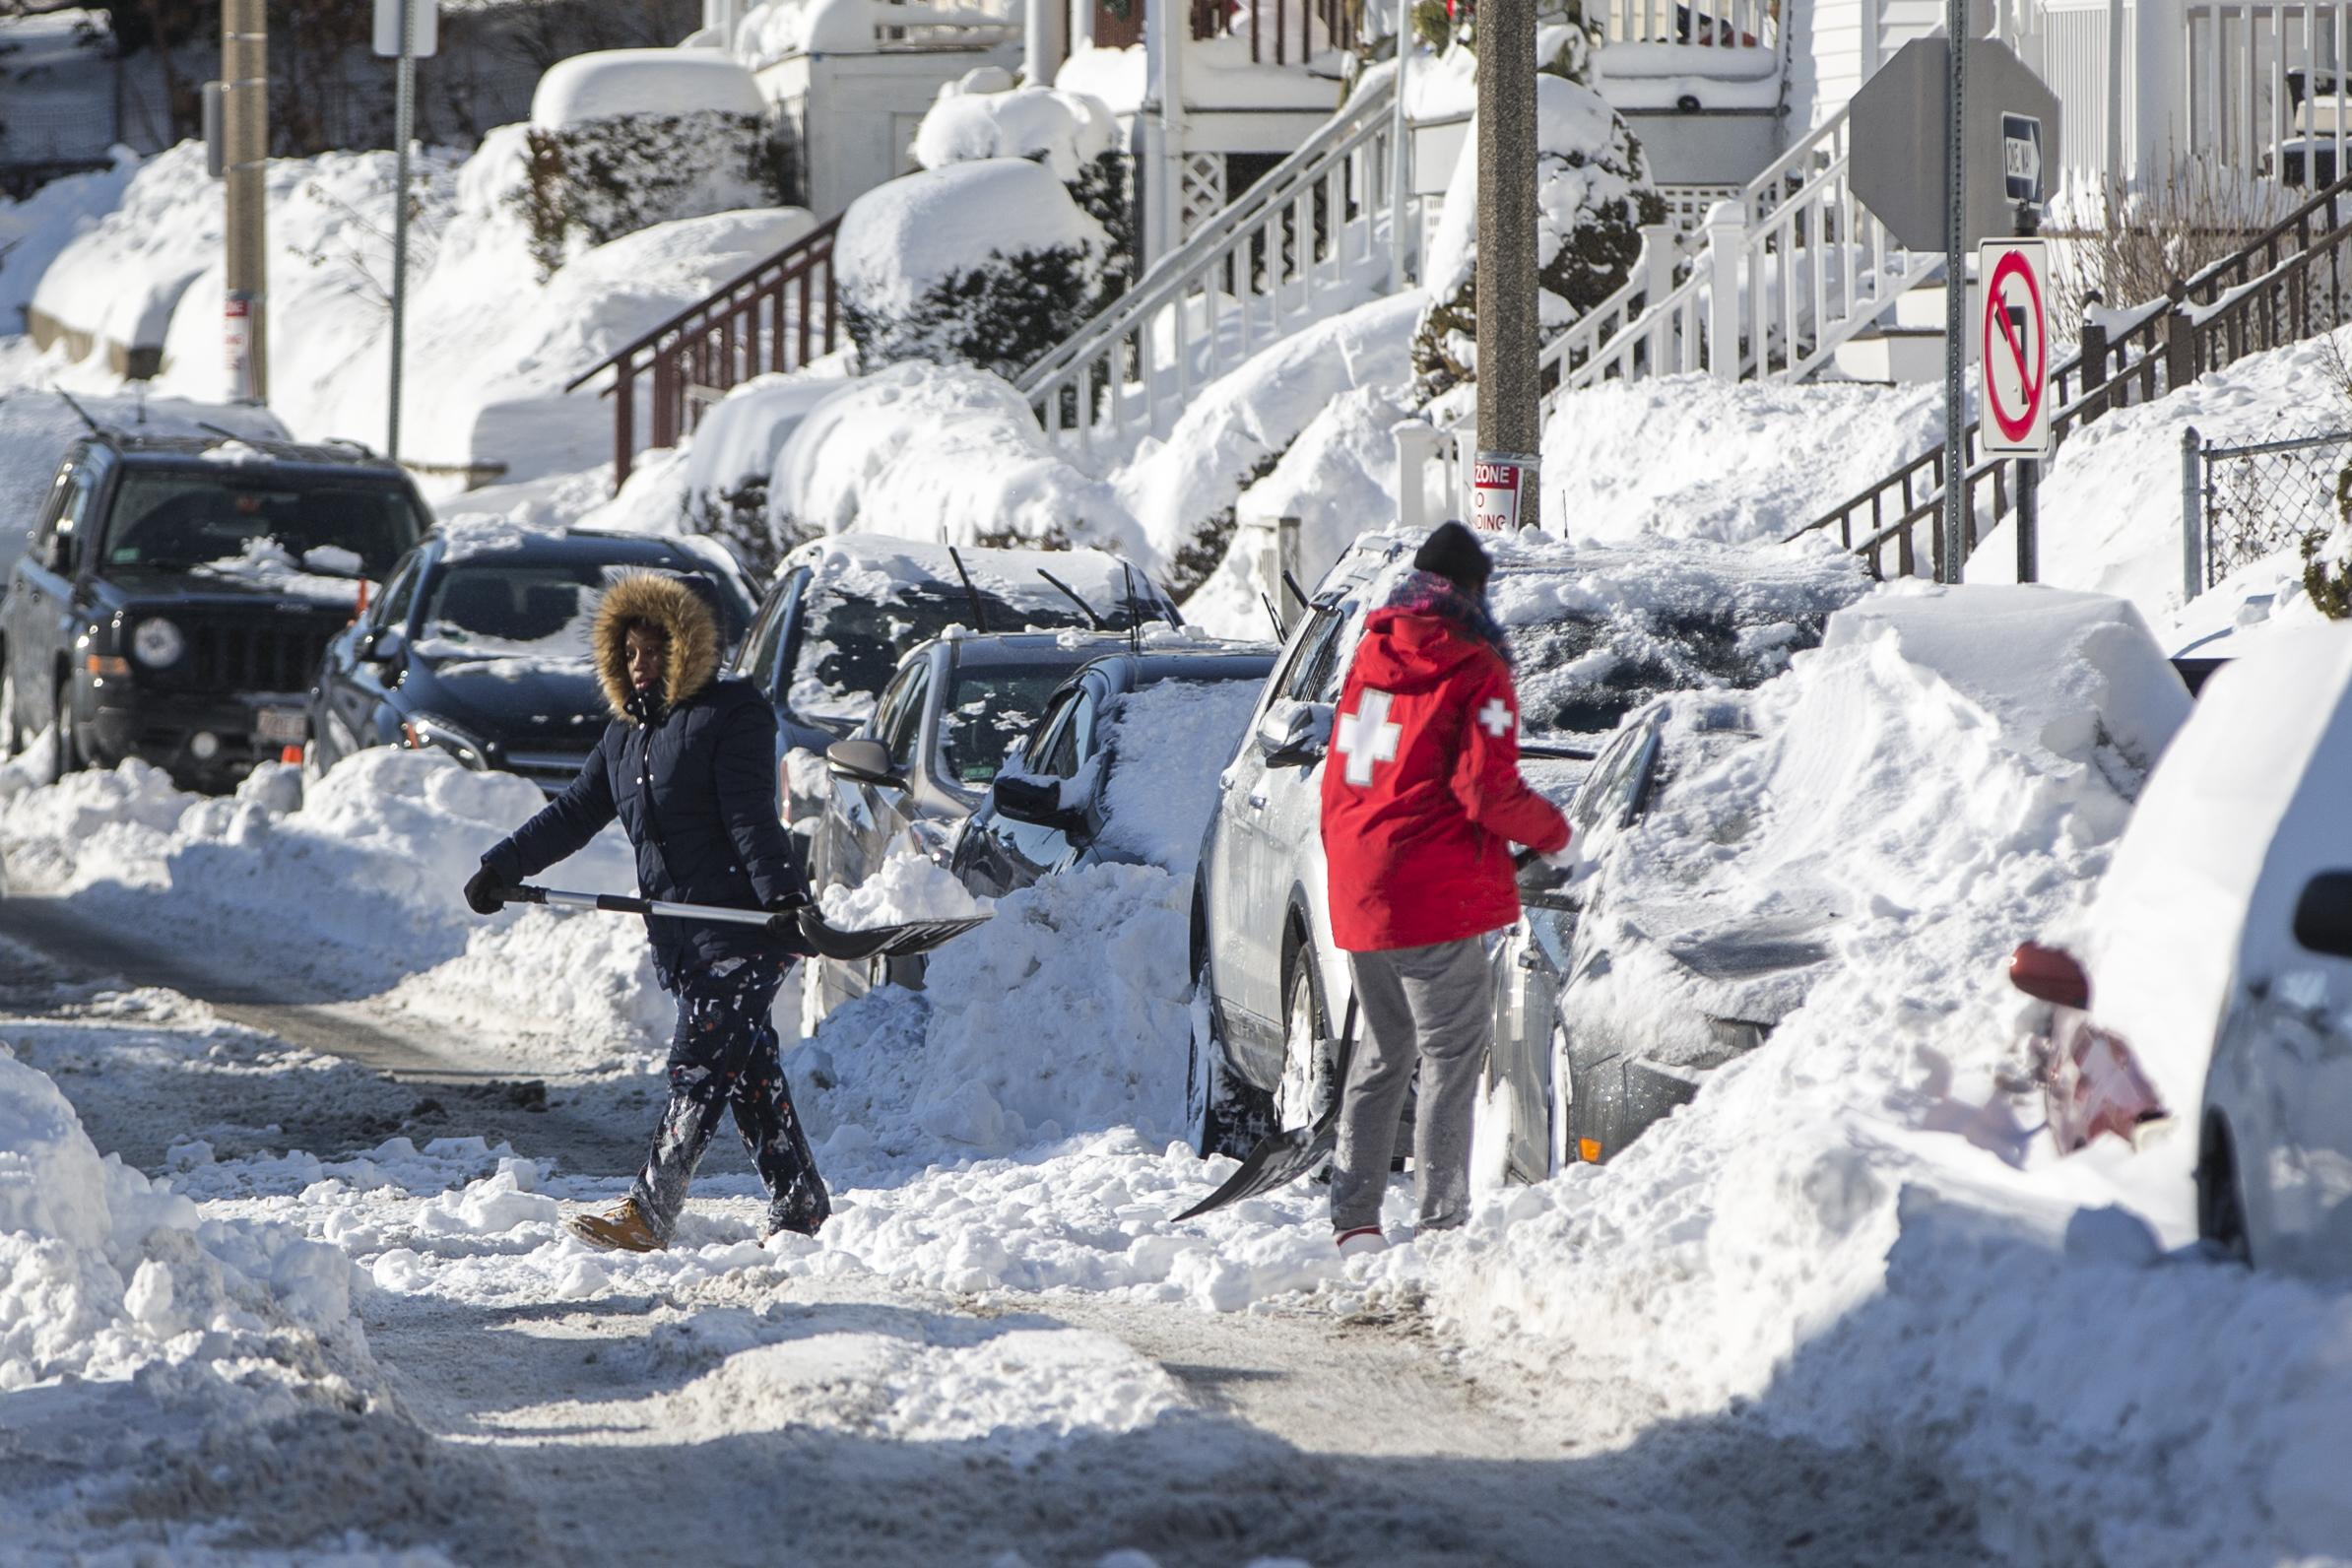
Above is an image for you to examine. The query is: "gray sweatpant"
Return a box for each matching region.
[1330,937,1494,1235]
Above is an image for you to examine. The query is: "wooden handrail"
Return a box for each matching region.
[565,215,843,490]
[1794,168,2352,575]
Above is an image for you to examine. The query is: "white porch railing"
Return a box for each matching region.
[1017,75,1406,463]
[1596,0,1779,47]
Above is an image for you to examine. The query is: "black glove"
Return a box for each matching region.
[464,864,514,916]
[764,890,814,944]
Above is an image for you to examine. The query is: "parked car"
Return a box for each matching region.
[2011,620,2352,1278]
[807,627,1141,1016]
[732,535,1177,821]
[305,527,757,793]
[1187,529,1874,1158]
[0,429,430,790]
[948,638,1276,899]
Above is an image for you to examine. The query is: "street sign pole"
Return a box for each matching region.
[1941,0,1968,584]
[2013,200,2040,583]
[389,0,415,462]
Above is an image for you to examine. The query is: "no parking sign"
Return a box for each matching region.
[1979,238,2052,458]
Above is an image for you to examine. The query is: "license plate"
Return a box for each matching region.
[257,708,306,746]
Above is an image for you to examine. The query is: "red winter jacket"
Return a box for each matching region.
[1320,607,1571,952]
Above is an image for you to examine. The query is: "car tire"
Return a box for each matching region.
[2197,1114,2252,1265]
[1187,956,1273,1158]
[49,675,81,780]
[1275,947,1340,1133]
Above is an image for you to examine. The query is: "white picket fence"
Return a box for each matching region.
[1016,76,1407,464]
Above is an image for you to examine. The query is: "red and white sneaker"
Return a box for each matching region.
[1334,1225,1387,1258]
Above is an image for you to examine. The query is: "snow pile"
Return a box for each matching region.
[1054,44,1147,112]
[818,851,989,929]
[530,50,765,127]
[766,362,1151,560]
[0,148,139,332]
[913,84,1115,183]
[1094,678,1266,870]
[799,863,1193,1156]
[0,752,668,1070]
[1543,374,1948,548]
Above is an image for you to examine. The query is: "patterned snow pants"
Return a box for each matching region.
[629,955,830,1244]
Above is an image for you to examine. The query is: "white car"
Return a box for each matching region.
[2044,620,2352,1277]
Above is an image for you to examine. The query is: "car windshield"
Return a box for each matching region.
[419,563,752,660]
[792,585,1097,726]
[102,473,425,579]
[938,666,1077,787]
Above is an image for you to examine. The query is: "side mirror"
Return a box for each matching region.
[45,530,73,575]
[1254,699,1333,769]
[827,737,902,789]
[2009,942,2090,1010]
[993,773,1085,831]
[360,625,408,666]
[2293,870,2352,959]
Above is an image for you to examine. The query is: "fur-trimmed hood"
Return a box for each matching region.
[593,572,720,722]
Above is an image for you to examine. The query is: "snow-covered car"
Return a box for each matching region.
[304,528,757,794]
[948,638,1276,899]
[1186,528,1872,1157]
[1,429,430,790]
[2013,620,2352,1278]
[730,535,1177,821]
[807,626,1138,1016]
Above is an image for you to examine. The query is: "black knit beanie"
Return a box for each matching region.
[1413,520,1493,595]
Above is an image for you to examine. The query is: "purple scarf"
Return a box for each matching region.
[1380,569,1513,666]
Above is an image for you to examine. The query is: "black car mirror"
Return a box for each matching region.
[2293,871,2352,960]
[359,625,407,666]
[1254,699,1332,769]
[994,773,1084,831]
[827,738,902,789]
[44,530,73,575]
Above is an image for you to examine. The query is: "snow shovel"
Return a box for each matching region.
[505,884,992,961]
[1172,996,1357,1222]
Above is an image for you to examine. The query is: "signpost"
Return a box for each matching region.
[1848,33,2060,582]
[376,0,437,462]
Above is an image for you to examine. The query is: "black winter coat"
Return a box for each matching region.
[480,573,808,988]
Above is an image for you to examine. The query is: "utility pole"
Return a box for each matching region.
[1939,0,1967,581]
[389,0,417,460]
[1473,0,1538,531]
[222,0,268,405]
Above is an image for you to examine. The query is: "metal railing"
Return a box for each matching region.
[566,216,841,489]
[1017,76,1405,462]
[2196,426,2352,585]
[1190,0,1355,63]
[1795,169,2352,579]
[1596,0,1778,47]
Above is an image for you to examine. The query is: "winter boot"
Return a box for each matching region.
[1335,1225,1387,1258]
[566,1197,665,1254]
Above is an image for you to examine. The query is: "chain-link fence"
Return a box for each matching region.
[2201,428,2352,588]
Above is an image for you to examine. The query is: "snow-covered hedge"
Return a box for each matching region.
[514,109,786,279]
[1413,62,1664,394]
[835,158,1110,380]
[914,79,1134,282]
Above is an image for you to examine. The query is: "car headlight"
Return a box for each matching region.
[401,712,491,768]
[131,617,184,668]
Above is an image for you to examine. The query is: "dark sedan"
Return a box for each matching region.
[950,640,1276,899]
[305,529,756,793]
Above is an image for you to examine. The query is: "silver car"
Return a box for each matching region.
[1187,529,1871,1161]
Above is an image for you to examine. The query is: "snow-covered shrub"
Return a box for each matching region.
[914,81,1135,284]
[835,158,1110,381]
[2301,475,2352,619]
[1411,42,1664,396]
[514,110,786,279]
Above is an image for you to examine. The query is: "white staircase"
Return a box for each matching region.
[1016,75,1408,464]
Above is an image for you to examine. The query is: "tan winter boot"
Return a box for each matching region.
[565,1197,665,1253]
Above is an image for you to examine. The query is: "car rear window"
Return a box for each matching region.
[792,586,1092,727]
[419,562,751,659]
[938,666,1076,786]
[102,474,425,578]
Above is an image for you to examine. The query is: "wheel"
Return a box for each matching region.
[1187,955,1273,1157]
[47,674,81,781]
[2197,1115,2252,1265]
[1274,946,1339,1132]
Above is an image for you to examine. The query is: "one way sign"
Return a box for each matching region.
[2002,112,2044,205]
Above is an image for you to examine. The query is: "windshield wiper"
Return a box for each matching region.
[1521,742,1601,761]
[1035,568,1109,630]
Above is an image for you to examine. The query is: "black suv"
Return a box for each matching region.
[0,430,431,789]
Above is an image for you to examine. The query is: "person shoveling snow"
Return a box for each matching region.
[463,572,830,1253]
[1318,523,1575,1255]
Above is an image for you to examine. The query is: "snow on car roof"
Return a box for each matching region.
[790,533,1165,611]
[2077,619,2352,1124]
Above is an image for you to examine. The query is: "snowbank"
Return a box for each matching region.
[531,50,765,128]
[0,148,139,333]
[766,361,1150,560]
[913,85,1115,184]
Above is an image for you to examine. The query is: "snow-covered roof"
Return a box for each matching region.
[530,49,764,129]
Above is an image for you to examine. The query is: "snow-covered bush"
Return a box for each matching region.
[516,52,783,278]
[1411,44,1664,395]
[835,158,1110,380]
[914,79,1134,284]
